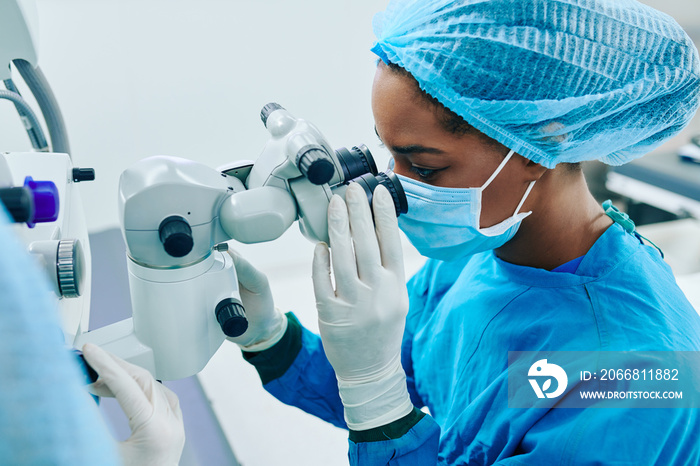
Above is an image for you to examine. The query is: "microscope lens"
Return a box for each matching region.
[345,171,408,217]
[335,145,378,182]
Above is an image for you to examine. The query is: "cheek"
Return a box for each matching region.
[478,171,528,228]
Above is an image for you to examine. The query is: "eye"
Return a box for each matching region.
[409,165,440,180]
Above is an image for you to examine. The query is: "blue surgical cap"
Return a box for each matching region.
[371,0,700,168]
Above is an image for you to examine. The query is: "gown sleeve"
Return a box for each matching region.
[244,312,442,465]
[243,312,346,428]
[0,209,120,465]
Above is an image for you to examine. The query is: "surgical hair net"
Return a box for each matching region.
[371,0,700,168]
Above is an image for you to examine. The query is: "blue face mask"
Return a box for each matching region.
[393,150,536,261]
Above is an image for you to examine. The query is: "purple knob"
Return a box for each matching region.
[23,176,59,228]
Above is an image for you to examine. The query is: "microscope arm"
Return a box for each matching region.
[219,185,297,244]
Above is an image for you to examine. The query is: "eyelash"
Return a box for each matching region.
[376,138,443,181]
[409,166,440,180]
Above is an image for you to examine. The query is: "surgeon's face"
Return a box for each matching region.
[371,61,536,229]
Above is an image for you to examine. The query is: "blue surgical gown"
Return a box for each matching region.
[255,222,700,465]
[0,207,120,464]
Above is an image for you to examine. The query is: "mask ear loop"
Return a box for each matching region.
[480,149,536,217]
[512,180,536,216]
[480,149,516,190]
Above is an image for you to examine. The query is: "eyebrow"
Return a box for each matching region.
[374,126,445,155]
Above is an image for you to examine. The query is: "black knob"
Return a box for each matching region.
[260,102,284,126]
[75,352,99,384]
[72,168,95,183]
[216,298,248,337]
[0,187,34,223]
[298,149,334,185]
[158,216,194,257]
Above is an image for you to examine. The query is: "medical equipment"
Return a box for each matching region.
[606,150,700,220]
[1,0,94,344]
[73,102,407,380]
[1,152,94,343]
[2,0,407,381]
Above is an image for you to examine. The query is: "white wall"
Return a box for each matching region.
[1,0,391,233]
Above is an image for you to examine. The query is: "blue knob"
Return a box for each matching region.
[23,176,59,228]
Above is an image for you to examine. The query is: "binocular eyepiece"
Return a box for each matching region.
[332,145,408,216]
[260,102,408,217]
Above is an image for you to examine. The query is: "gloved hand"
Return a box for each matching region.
[312,183,414,431]
[81,343,185,466]
[225,249,287,351]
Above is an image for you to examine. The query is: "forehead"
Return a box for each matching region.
[372,63,429,109]
[371,64,446,138]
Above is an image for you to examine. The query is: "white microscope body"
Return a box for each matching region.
[1,0,406,381]
[1,152,93,344]
[1,0,94,346]
[75,103,406,381]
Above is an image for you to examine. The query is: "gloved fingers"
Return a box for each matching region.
[227,248,270,294]
[327,194,359,298]
[160,383,184,421]
[312,242,336,308]
[82,343,154,428]
[372,184,406,280]
[345,183,382,282]
[99,345,158,391]
[86,381,115,398]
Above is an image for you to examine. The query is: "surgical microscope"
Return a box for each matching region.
[1,0,93,348]
[2,0,407,382]
[74,102,407,380]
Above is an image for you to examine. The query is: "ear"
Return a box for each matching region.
[518,156,548,182]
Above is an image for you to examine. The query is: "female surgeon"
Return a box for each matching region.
[226,0,700,464]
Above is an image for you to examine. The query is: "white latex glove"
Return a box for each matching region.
[312,183,413,431]
[225,249,287,351]
[81,343,185,466]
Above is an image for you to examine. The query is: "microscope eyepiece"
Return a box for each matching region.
[345,170,408,217]
[335,145,378,182]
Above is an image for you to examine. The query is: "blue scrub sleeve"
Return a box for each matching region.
[349,414,440,465]
[244,313,442,464]
[0,209,120,464]
[243,313,346,428]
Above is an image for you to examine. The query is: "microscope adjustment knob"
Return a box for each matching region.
[298,148,334,185]
[0,187,34,223]
[72,168,96,183]
[216,298,248,338]
[159,216,194,257]
[23,176,59,228]
[57,239,84,298]
[260,102,284,126]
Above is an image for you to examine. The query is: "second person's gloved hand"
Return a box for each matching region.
[82,343,185,466]
[312,183,414,431]
[225,249,288,351]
